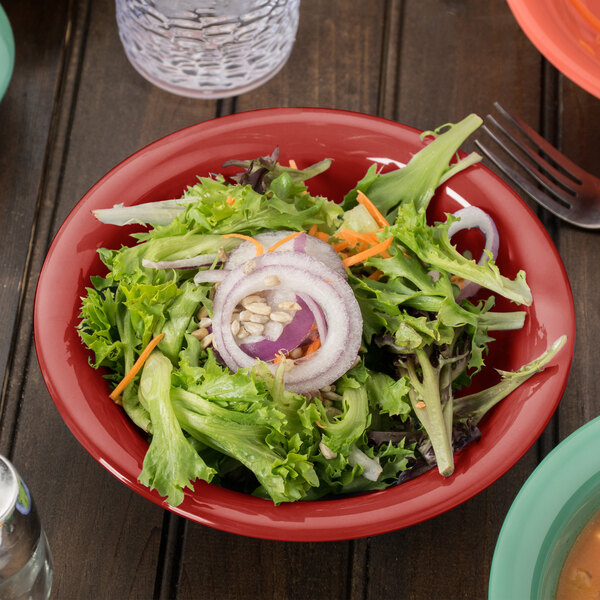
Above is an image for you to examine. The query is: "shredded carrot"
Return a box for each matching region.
[226,195,235,206]
[567,0,600,32]
[109,333,165,402]
[288,159,298,169]
[342,237,393,268]
[332,240,351,252]
[304,337,322,356]
[368,269,384,281]
[273,352,286,364]
[356,190,389,228]
[308,225,318,236]
[267,231,302,253]
[222,233,264,256]
[450,275,465,289]
[337,228,380,247]
[416,401,426,409]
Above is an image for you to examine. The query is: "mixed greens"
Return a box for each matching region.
[78,114,566,505]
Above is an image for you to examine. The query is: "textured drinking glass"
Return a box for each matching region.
[0,457,52,600]
[115,0,301,98]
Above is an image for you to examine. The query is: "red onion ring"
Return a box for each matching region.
[212,252,362,393]
[239,297,315,361]
[225,231,346,277]
[447,206,499,299]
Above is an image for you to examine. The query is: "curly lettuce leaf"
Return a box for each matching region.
[138,351,216,506]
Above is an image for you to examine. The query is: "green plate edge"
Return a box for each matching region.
[0,3,15,101]
[489,415,600,599]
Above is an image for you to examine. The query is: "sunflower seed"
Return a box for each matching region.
[241,295,264,308]
[278,301,302,311]
[243,260,256,274]
[289,347,303,359]
[201,333,214,349]
[323,391,343,401]
[237,326,249,339]
[191,327,209,340]
[246,302,271,315]
[197,306,209,319]
[239,310,269,323]
[270,311,293,323]
[244,322,265,336]
[218,247,228,262]
[198,317,212,328]
[231,319,241,336]
[263,274,280,287]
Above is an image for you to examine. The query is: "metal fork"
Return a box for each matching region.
[474,102,600,229]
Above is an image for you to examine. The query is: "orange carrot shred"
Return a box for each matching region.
[308,225,319,236]
[332,240,351,252]
[368,269,384,281]
[416,401,426,409]
[342,237,393,268]
[109,333,165,402]
[226,195,235,205]
[289,159,298,169]
[356,190,390,228]
[304,337,321,356]
[314,232,329,242]
[450,275,465,289]
[267,231,302,253]
[337,228,380,246]
[222,233,264,256]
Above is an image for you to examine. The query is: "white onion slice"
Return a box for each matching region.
[193,270,228,284]
[142,254,217,270]
[212,252,362,393]
[447,206,499,299]
[224,230,347,277]
[348,446,382,482]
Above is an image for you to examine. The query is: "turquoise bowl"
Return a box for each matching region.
[0,4,14,101]
[489,415,600,599]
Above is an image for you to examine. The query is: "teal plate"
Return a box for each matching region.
[489,415,600,599]
[0,4,14,101]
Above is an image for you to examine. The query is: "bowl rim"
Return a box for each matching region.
[489,415,600,599]
[33,107,576,541]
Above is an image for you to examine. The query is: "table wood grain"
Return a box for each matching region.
[0,1,598,598]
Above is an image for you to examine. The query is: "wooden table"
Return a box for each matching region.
[0,1,598,598]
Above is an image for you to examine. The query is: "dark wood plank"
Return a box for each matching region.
[236,0,387,115]
[3,0,225,598]
[0,0,71,425]
[555,77,600,438]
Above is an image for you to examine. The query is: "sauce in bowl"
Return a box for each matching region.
[556,509,600,600]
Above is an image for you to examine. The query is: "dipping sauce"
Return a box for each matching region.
[556,509,600,600]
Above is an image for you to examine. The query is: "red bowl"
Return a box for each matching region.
[33,108,575,541]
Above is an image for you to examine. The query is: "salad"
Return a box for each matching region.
[78,114,566,506]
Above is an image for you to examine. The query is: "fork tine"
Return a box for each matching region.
[474,140,577,223]
[481,123,576,201]
[485,116,577,195]
[493,102,584,183]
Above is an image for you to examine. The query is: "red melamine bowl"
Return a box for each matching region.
[34,108,575,541]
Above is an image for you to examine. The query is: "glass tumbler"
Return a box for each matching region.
[115,0,301,99]
[0,457,52,600]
